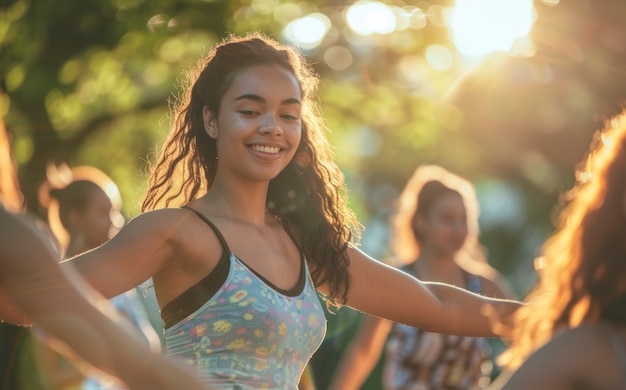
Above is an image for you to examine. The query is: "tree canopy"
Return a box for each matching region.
[2,0,625,288]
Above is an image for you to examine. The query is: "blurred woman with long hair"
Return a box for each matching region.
[495,112,626,389]
[330,165,514,390]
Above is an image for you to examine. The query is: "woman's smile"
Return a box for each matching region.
[250,144,281,154]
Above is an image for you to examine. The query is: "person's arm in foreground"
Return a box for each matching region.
[339,246,520,338]
[328,315,392,390]
[0,208,208,390]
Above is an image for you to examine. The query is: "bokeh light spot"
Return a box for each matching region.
[6,65,25,91]
[12,135,33,165]
[324,46,353,70]
[273,3,302,25]
[251,0,279,15]
[143,62,170,87]
[450,0,534,57]
[345,1,396,35]
[425,44,453,71]
[158,38,185,63]
[283,13,330,50]
[59,60,81,85]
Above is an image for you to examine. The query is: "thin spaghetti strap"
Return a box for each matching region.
[181,205,231,252]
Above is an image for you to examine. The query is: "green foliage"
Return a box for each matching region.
[1,0,454,217]
[1,0,229,215]
[2,0,623,285]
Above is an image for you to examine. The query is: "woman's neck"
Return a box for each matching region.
[417,245,456,266]
[197,187,270,227]
[412,247,459,275]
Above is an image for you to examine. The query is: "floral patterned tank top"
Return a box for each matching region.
[383,265,492,390]
[163,208,326,389]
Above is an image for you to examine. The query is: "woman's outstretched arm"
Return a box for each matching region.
[0,207,208,390]
[337,246,519,338]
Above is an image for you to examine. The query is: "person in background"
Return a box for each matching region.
[0,115,209,390]
[46,166,161,354]
[61,33,520,388]
[493,111,626,389]
[329,165,514,390]
[16,166,162,389]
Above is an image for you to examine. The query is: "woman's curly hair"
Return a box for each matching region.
[141,32,360,307]
[500,111,626,369]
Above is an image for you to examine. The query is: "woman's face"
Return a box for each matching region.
[416,193,468,256]
[204,64,303,183]
[75,188,115,250]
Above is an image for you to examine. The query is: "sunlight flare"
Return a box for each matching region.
[450,0,534,57]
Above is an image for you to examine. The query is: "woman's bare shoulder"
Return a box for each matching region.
[131,207,194,222]
[501,324,620,389]
[109,207,219,264]
[125,208,202,238]
[137,207,224,296]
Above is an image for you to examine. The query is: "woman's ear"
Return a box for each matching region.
[203,106,218,139]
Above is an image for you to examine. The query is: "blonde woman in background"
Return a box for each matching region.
[330,165,514,390]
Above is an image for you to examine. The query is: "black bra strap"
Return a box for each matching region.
[181,205,231,253]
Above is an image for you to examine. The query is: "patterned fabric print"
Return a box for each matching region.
[164,254,326,389]
[382,268,491,390]
[383,325,491,390]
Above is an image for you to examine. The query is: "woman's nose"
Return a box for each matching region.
[259,114,283,136]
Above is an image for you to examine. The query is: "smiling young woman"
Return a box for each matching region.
[59,33,521,388]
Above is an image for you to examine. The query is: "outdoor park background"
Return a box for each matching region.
[2,0,625,388]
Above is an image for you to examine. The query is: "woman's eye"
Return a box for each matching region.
[282,114,300,121]
[239,110,258,116]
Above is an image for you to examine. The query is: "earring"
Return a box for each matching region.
[295,150,312,168]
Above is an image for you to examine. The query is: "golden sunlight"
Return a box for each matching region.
[449,0,534,57]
